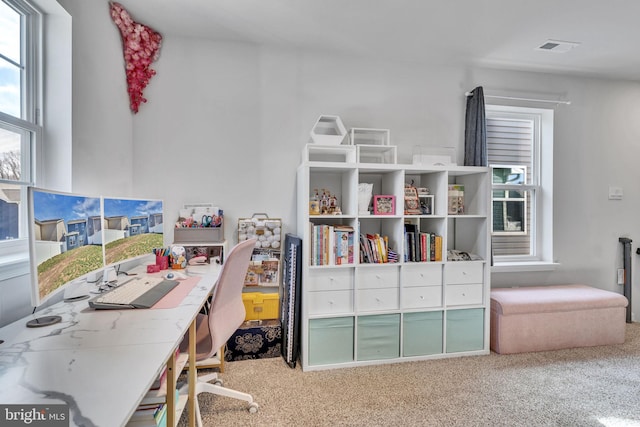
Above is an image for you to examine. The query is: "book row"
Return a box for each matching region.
[403,223,442,262]
[309,224,356,266]
[309,222,444,265]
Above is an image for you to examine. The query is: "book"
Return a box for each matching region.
[435,235,443,261]
[448,184,464,215]
[334,226,354,265]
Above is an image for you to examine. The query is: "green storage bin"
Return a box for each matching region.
[446,308,484,353]
[357,314,400,361]
[309,317,354,365]
[403,311,443,356]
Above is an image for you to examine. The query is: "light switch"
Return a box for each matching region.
[608,186,623,200]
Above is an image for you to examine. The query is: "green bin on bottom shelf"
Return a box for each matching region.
[357,314,400,361]
[446,308,484,353]
[309,317,354,365]
[403,311,443,356]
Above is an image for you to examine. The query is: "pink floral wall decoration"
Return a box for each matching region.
[109,2,162,113]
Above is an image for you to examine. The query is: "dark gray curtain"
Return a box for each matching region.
[464,86,487,166]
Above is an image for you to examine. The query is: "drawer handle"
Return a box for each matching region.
[419,296,424,300]
[461,293,466,297]
[376,274,381,279]
[420,273,424,278]
[329,300,334,305]
[329,277,335,281]
[375,297,381,302]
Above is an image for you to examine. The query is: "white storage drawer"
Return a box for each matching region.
[356,266,398,289]
[444,262,483,285]
[307,268,353,292]
[445,283,483,306]
[401,285,442,309]
[402,264,442,287]
[357,288,399,311]
[308,290,353,315]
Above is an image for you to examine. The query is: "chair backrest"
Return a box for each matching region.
[207,238,256,355]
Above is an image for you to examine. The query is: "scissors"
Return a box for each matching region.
[201,215,212,227]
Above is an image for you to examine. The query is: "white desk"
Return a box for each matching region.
[0,262,221,427]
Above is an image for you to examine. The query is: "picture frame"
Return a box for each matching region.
[404,186,422,215]
[373,195,395,215]
[420,194,434,215]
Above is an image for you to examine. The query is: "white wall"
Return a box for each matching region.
[5,0,640,326]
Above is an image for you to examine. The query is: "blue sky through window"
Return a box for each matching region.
[0,0,21,118]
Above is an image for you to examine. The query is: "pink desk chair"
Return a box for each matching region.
[180,238,259,424]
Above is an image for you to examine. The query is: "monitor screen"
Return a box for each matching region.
[27,187,105,308]
[103,197,164,268]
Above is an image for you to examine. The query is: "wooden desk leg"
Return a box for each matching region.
[167,350,176,426]
[188,320,197,427]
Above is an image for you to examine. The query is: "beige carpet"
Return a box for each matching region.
[180,323,640,426]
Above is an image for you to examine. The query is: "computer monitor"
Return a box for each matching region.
[27,187,105,326]
[103,196,164,270]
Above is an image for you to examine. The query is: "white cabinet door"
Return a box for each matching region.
[444,262,483,284]
[308,290,353,315]
[357,288,399,311]
[356,266,398,289]
[402,263,442,287]
[402,285,442,309]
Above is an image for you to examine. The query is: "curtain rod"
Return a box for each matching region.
[464,91,571,105]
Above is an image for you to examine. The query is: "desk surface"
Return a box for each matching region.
[0,262,221,427]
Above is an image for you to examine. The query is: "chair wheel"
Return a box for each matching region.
[248,402,259,413]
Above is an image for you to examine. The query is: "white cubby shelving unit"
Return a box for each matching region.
[296,143,490,371]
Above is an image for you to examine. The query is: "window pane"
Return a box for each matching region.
[0,1,21,64]
[0,58,20,117]
[0,125,21,180]
[0,0,22,118]
[492,188,531,255]
[0,181,20,239]
[492,166,525,184]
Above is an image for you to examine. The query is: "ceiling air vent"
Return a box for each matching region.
[536,39,580,53]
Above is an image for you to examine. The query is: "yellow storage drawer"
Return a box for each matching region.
[242,292,279,320]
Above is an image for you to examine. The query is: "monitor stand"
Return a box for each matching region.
[26,315,62,328]
[63,280,92,302]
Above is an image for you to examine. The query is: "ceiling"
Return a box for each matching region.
[122,0,640,82]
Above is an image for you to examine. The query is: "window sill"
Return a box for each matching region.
[0,251,30,281]
[491,261,559,273]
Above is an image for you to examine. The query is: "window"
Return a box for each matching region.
[486,105,554,270]
[0,0,41,243]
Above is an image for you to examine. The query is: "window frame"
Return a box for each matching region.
[486,104,556,271]
[0,0,42,256]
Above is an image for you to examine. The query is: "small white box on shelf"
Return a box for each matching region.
[350,128,390,146]
[303,144,356,163]
[413,146,457,166]
[310,115,347,145]
[357,145,397,164]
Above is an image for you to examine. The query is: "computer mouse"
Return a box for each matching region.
[165,271,187,280]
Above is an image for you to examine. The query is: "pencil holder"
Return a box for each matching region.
[156,255,169,270]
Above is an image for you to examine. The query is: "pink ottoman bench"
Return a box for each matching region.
[490,284,628,354]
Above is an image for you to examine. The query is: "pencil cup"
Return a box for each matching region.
[156,255,169,270]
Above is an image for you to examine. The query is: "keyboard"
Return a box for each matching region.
[88,276,180,309]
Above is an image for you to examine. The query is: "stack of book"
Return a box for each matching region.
[403,223,442,262]
[309,223,355,266]
[127,349,182,427]
[126,402,167,427]
[360,233,396,264]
